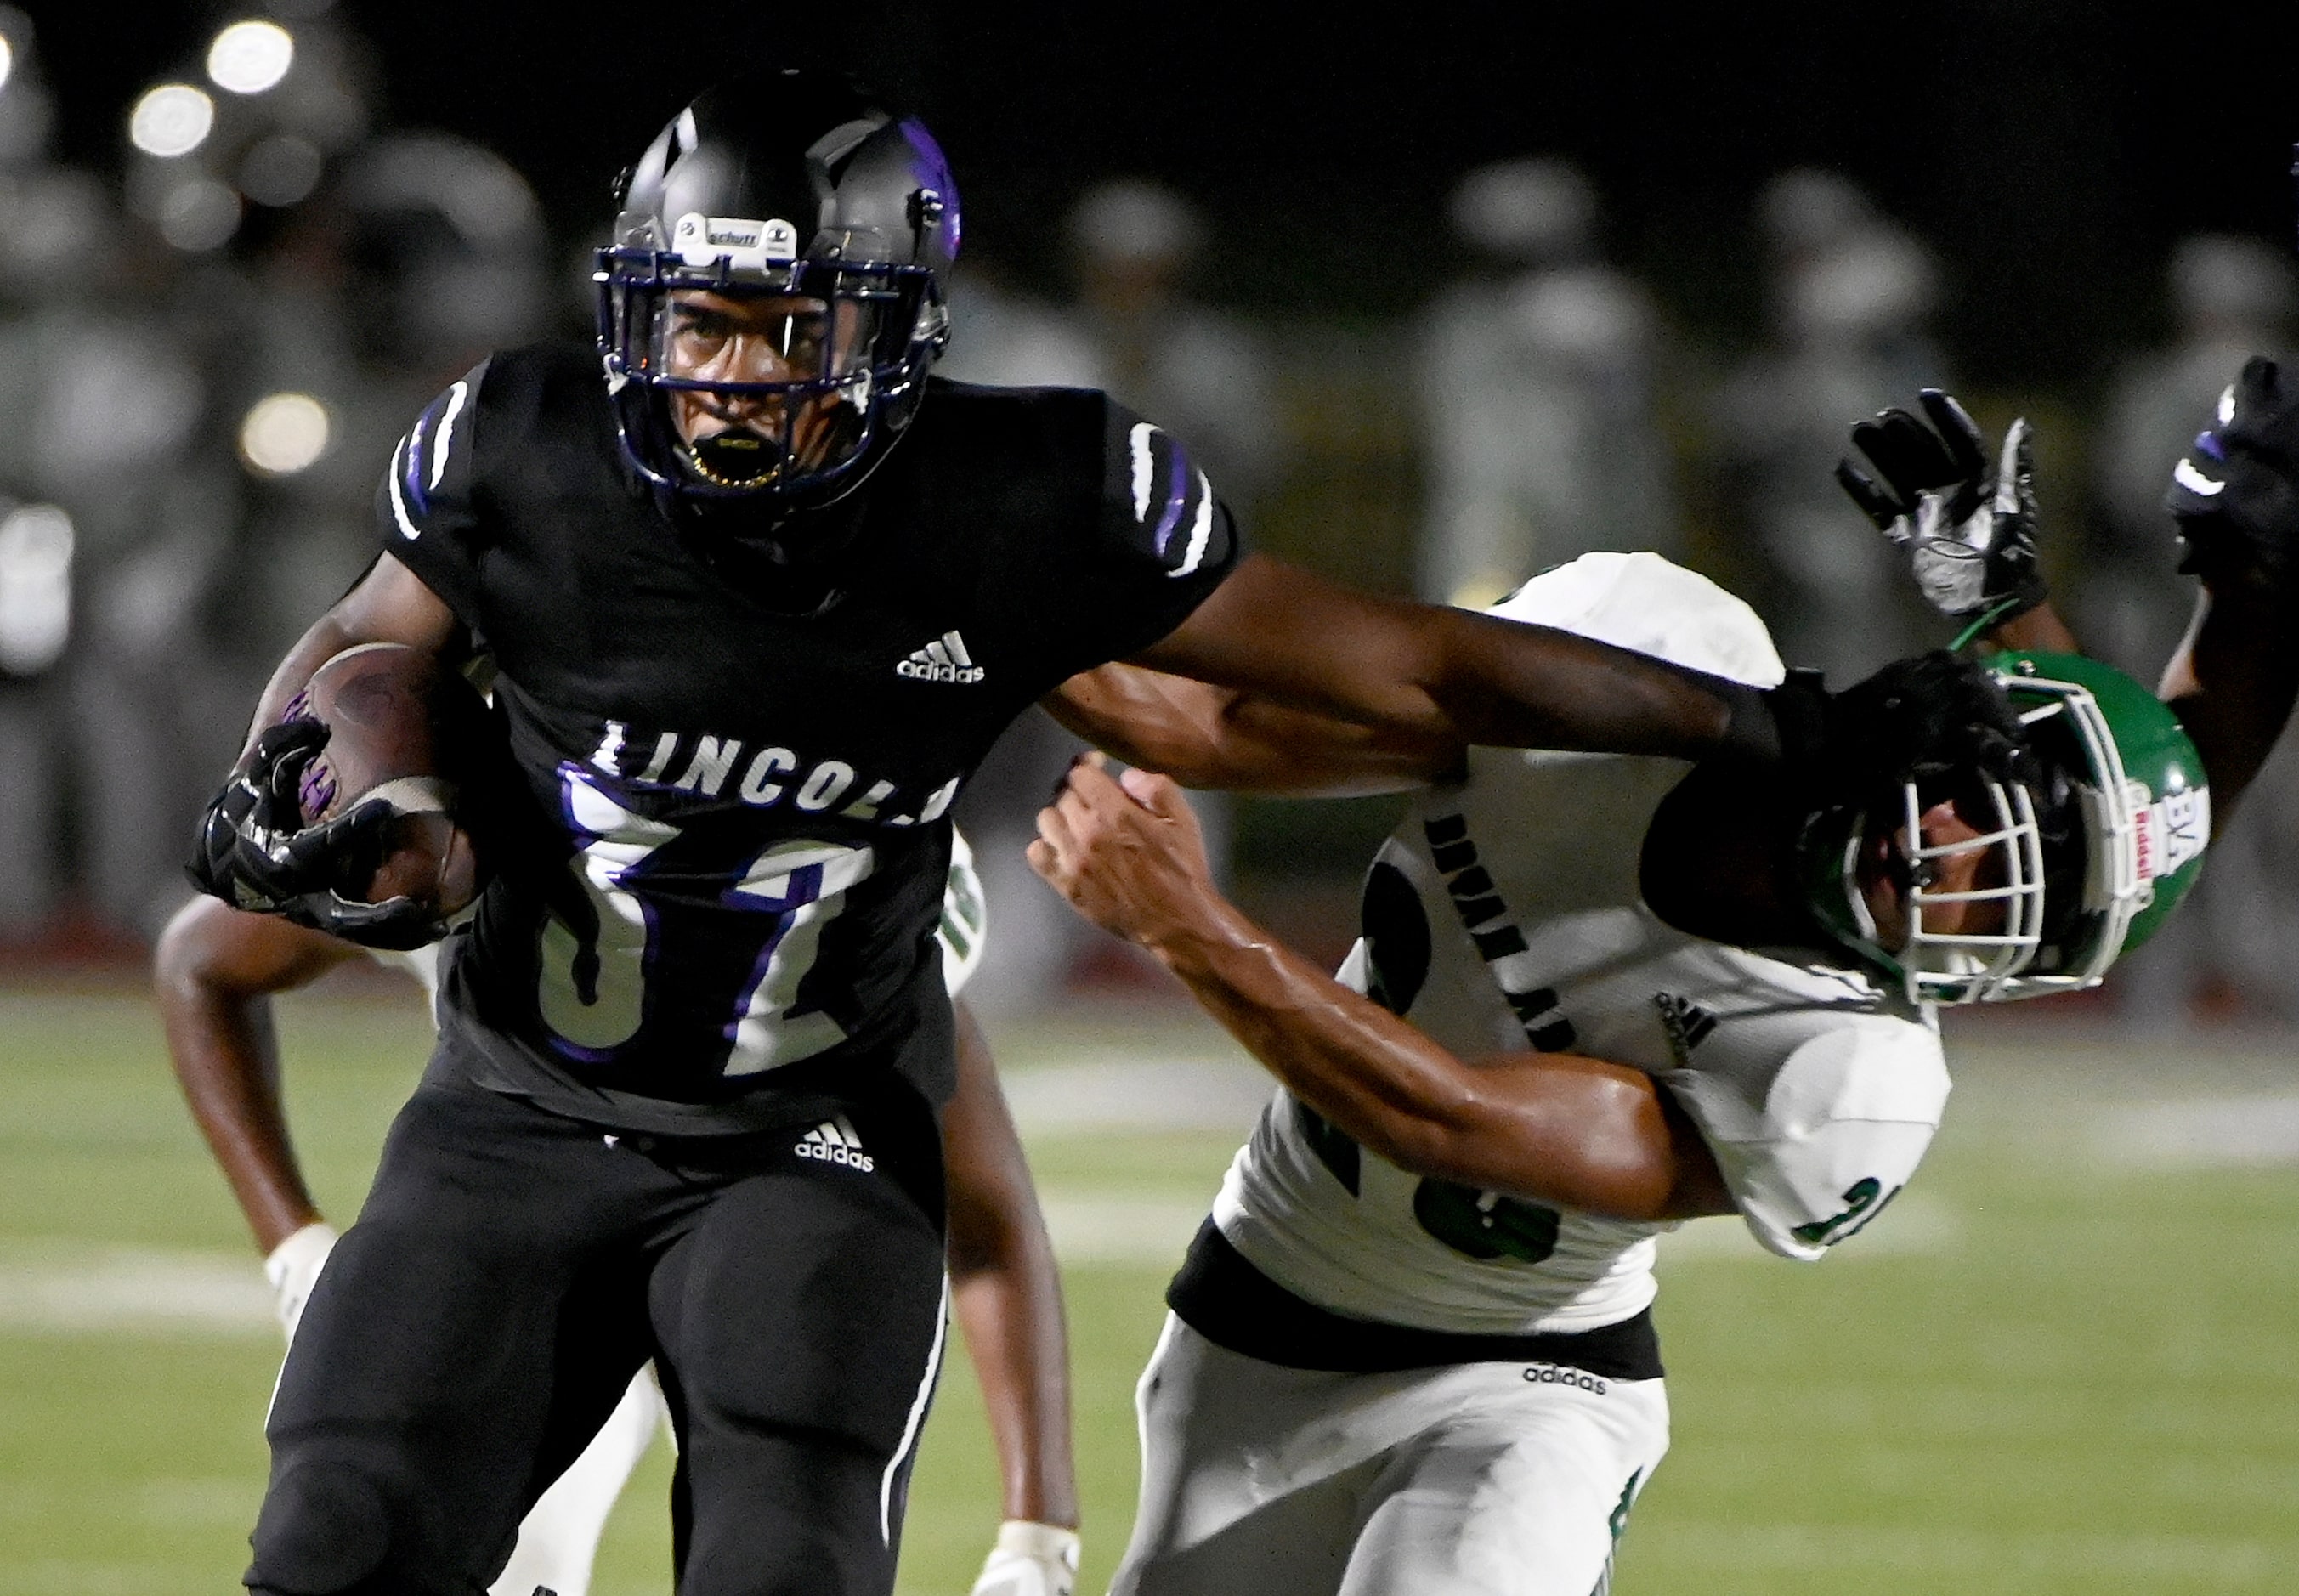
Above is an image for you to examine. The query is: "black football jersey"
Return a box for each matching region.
[377,342,1237,1133]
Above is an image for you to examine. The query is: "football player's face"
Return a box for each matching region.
[660,289,864,472]
[1857,792,2010,951]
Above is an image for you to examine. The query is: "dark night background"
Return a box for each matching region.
[34,1,2299,387]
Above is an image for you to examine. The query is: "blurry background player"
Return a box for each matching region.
[1707,167,1951,684]
[1027,532,2206,1596]
[951,174,1277,1021]
[1413,156,1679,610]
[154,834,1084,1596]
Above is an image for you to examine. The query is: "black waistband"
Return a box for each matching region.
[1167,1220,1664,1379]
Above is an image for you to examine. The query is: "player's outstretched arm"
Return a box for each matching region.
[944,997,1082,1595]
[1132,552,1744,762]
[152,895,364,1333]
[1028,759,1731,1222]
[1129,552,2034,809]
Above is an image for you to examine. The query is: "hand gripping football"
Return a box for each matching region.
[287,643,490,918]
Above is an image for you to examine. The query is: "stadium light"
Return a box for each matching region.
[129,84,215,158]
[239,393,332,476]
[207,20,294,96]
[0,505,73,676]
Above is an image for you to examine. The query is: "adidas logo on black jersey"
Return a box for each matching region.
[795,1115,875,1171]
[1654,991,1719,1065]
[896,631,984,685]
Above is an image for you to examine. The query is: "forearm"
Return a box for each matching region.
[951,1243,1079,1528]
[2160,580,2299,816]
[152,903,356,1250]
[1424,604,1759,761]
[155,979,320,1252]
[1140,893,1715,1220]
[943,1002,1079,1529]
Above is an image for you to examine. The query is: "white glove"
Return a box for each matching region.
[970,1520,1080,1596]
[1836,389,2047,625]
[263,1221,338,1343]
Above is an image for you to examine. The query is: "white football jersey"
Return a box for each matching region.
[374,829,990,1005]
[1213,553,1951,1337]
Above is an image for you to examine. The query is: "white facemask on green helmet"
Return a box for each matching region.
[1804,651,2210,1005]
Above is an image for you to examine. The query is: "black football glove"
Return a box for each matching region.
[1769,650,2036,803]
[1836,388,2047,625]
[186,722,450,949]
[2163,355,2299,588]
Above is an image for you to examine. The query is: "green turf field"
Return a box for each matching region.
[2,983,2296,1594]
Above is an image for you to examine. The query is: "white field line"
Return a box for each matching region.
[1038,1193,1209,1267]
[1002,1056,1273,1136]
[0,1244,272,1335]
[2090,1094,2299,1168]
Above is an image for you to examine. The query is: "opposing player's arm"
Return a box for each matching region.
[943,998,1080,1536]
[151,895,364,1252]
[1028,758,1730,1221]
[1043,663,1458,795]
[2157,581,2299,819]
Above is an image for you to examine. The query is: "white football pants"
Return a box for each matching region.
[1110,1316,1668,1596]
[488,1363,671,1596]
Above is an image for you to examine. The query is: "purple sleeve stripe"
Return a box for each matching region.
[401,422,431,517]
[1150,434,1197,558]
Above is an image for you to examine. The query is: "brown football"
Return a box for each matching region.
[289,643,488,914]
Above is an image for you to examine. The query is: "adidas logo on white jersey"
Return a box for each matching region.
[795,1114,875,1172]
[896,631,984,684]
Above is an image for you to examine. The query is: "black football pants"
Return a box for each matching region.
[243,1075,948,1596]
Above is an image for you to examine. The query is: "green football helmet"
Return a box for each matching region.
[1804,650,2209,1005]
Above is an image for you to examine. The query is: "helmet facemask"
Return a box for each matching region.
[1813,776,2048,1005]
[596,226,943,506]
[1802,652,2208,1006]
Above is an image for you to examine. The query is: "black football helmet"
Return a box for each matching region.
[595,69,960,512]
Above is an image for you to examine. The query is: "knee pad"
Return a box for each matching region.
[247,1460,391,1595]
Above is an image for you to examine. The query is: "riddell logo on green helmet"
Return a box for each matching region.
[2132,785,2209,884]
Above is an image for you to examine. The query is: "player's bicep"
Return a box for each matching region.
[1043,665,1449,795]
[326,553,468,656]
[1131,553,1451,734]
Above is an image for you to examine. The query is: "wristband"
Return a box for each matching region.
[263,1221,339,1289]
[994,1520,1080,1569]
